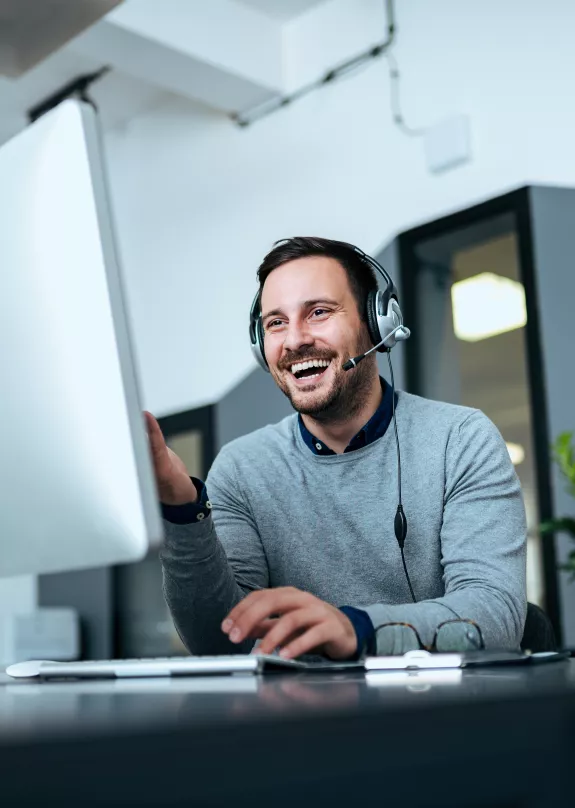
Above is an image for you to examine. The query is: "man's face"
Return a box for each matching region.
[260,256,375,419]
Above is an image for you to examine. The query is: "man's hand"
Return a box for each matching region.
[144,411,198,506]
[221,587,357,661]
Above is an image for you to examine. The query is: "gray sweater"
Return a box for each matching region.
[160,391,527,655]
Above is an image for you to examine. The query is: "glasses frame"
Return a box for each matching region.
[373,618,485,653]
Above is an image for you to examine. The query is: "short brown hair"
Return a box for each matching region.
[257,237,378,322]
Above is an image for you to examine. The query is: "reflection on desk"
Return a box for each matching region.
[0,660,574,740]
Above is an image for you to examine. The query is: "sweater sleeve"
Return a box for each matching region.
[362,411,527,652]
[159,448,269,655]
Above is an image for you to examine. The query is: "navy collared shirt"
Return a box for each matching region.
[298,376,396,455]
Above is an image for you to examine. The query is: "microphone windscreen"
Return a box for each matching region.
[343,354,366,371]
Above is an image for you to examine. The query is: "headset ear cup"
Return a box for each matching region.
[379,298,406,350]
[365,291,384,350]
[256,316,269,370]
[249,291,269,372]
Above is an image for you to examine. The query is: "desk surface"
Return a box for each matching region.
[1,658,574,739]
[1,660,574,807]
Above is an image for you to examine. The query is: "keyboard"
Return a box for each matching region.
[6,654,362,680]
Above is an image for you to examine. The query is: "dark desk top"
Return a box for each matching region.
[1,659,574,740]
[1,660,574,807]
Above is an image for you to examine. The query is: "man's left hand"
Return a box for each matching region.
[221,587,357,660]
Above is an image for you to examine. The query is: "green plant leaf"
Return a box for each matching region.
[559,549,575,577]
[551,431,575,497]
[540,517,575,537]
[543,431,575,576]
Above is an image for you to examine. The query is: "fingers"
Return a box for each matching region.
[143,411,170,470]
[143,410,158,431]
[278,624,335,660]
[144,411,164,451]
[248,617,278,640]
[222,589,357,661]
[222,588,312,644]
[256,607,322,655]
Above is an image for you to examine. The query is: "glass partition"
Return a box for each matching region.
[399,194,559,631]
[414,225,542,604]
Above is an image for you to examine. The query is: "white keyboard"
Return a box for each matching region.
[6,654,362,680]
[5,654,293,679]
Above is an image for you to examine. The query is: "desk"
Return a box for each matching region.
[1,661,574,807]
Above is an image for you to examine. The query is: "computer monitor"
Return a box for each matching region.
[0,99,164,577]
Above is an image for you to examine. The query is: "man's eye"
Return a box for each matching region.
[311,308,328,318]
[266,319,282,330]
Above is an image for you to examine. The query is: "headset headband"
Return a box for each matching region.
[249,240,397,327]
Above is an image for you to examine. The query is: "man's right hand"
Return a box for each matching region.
[144,411,198,506]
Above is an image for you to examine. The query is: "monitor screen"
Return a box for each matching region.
[0,99,163,577]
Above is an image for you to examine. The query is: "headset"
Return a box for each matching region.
[248,239,417,603]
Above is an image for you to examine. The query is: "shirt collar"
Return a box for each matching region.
[298,377,395,456]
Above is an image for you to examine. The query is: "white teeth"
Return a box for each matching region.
[290,359,331,374]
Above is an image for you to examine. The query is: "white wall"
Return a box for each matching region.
[104,0,575,416]
[0,576,37,614]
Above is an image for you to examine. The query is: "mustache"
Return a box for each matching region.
[277,348,335,371]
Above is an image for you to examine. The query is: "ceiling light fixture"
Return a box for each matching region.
[506,442,525,466]
[451,272,527,342]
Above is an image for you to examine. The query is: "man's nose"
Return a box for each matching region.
[283,320,314,353]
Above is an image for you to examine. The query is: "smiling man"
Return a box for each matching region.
[151,237,527,660]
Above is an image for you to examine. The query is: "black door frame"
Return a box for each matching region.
[397,186,561,642]
[157,404,217,479]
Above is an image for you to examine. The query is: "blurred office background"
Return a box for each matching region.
[1,0,574,658]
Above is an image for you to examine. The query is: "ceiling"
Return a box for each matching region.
[0,0,321,145]
[235,0,329,21]
[0,45,164,145]
[0,0,157,142]
[0,0,335,144]
[0,0,120,77]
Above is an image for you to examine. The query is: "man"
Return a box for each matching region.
[147,237,527,660]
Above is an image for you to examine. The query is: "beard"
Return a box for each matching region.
[271,330,377,423]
